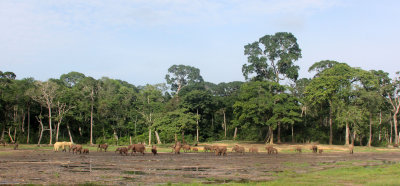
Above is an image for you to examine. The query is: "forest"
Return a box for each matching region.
[1,32,399,147]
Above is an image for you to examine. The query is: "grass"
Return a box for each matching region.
[169,163,400,186]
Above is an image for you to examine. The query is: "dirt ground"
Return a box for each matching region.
[1,145,400,185]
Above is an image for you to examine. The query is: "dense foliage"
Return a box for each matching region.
[1,33,399,147]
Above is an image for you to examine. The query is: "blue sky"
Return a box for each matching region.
[1,0,399,85]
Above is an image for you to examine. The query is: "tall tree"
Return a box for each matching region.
[305,62,355,145]
[233,81,284,143]
[165,65,204,95]
[243,32,301,82]
[28,81,59,144]
[388,72,400,145]
[180,89,214,143]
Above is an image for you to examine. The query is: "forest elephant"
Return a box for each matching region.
[183,144,191,153]
[83,149,89,154]
[203,145,212,152]
[249,147,258,153]
[97,143,108,152]
[73,145,83,154]
[53,142,63,152]
[151,145,158,155]
[215,146,227,156]
[131,144,145,155]
[311,145,318,153]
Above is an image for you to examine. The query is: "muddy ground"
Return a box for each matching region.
[1,146,400,185]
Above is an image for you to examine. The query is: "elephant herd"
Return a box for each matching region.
[52,142,355,156]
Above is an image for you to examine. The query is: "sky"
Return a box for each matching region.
[1,0,399,86]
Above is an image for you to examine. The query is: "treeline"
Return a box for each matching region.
[0,32,399,147]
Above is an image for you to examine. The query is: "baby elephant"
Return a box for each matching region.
[318,149,323,154]
[295,147,302,153]
[118,147,128,156]
[83,149,89,154]
[151,145,158,155]
[249,147,258,153]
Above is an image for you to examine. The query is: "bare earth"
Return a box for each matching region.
[1,146,400,185]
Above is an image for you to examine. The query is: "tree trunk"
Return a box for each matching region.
[390,118,393,144]
[155,130,162,144]
[13,127,16,143]
[90,102,94,145]
[379,111,382,141]
[56,121,61,143]
[37,116,44,146]
[130,136,132,145]
[196,109,199,143]
[277,122,281,143]
[48,106,52,145]
[223,110,226,139]
[8,127,14,143]
[148,128,152,145]
[233,127,237,140]
[114,129,119,145]
[291,124,294,143]
[368,113,372,147]
[27,106,30,144]
[66,123,73,143]
[345,122,350,145]
[351,130,356,145]
[174,133,177,143]
[269,126,274,144]
[394,113,398,145]
[329,102,333,145]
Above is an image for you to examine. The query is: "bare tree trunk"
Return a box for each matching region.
[48,106,52,145]
[223,110,226,139]
[148,128,151,145]
[113,129,118,145]
[390,118,393,144]
[233,127,237,140]
[345,122,350,145]
[130,136,132,145]
[291,124,294,143]
[174,133,177,143]
[277,122,281,143]
[155,130,162,144]
[13,127,16,143]
[27,106,30,144]
[368,113,372,147]
[21,110,25,133]
[269,126,274,144]
[196,109,199,143]
[36,116,44,146]
[66,123,73,143]
[90,88,94,145]
[8,127,14,143]
[379,111,382,141]
[351,130,356,145]
[394,113,398,145]
[329,102,333,145]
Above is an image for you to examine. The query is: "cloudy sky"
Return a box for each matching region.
[1,0,399,85]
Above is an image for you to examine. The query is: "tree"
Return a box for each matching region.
[28,81,59,144]
[305,62,355,145]
[165,65,204,95]
[233,81,283,143]
[137,84,165,145]
[180,89,214,143]
[153,108,196,143]
[243,32,301,82]
[388,72,400,145]
[60,71,86,88]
